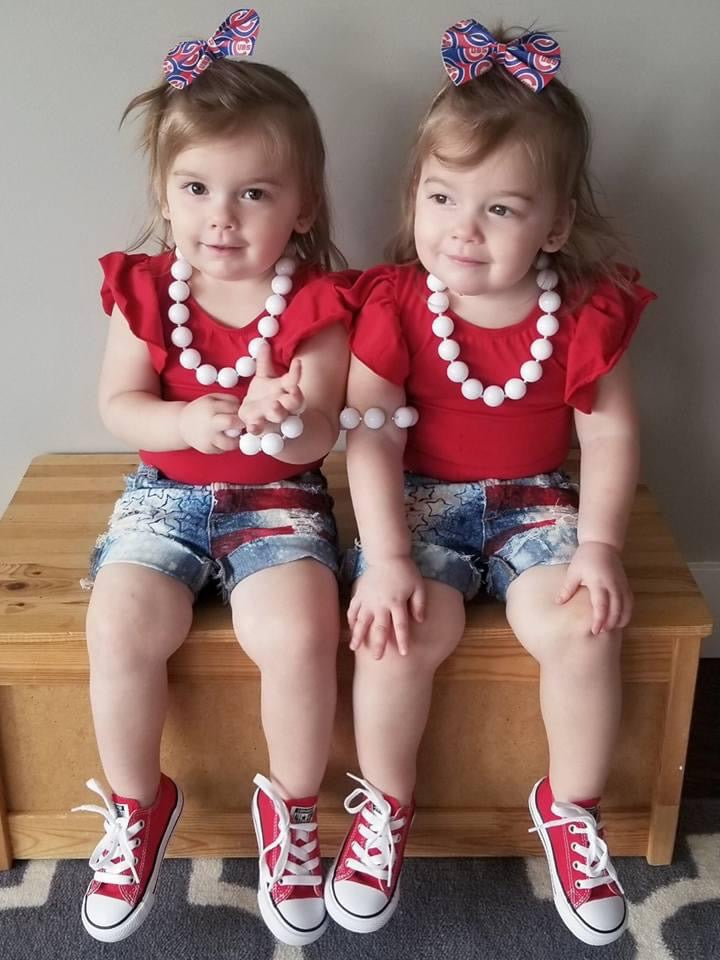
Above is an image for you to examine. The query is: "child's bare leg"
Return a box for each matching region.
[352,579,465,804]
[505,564,622,801]
[231,558,340,799]
[86,565,193,805]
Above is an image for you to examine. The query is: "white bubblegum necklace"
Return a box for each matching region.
[167,248,304,456]
[427,252,561,406]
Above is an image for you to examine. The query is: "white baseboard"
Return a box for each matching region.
[689,562,720,657]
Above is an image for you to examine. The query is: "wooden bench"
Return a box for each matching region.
[0,452,712,869]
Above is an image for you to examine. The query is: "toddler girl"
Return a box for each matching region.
[327,20,654,947]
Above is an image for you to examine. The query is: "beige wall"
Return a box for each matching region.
[2,0,719,577]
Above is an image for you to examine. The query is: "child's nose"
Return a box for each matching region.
[452,214,483,243]
[209,197,239,231]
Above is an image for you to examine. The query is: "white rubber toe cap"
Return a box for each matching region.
[277,896,326,931]
[85,892,132,928]
[577,896,627,935]
[333,880,389,917]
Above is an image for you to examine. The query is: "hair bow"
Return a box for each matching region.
[163,8,260,90]
[441,20,561,92]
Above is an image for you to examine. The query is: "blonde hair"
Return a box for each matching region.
[389,25,630,299]
[122,58,345,270]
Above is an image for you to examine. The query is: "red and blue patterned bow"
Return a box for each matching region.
[441,20,561,92]
[163,8,260,90]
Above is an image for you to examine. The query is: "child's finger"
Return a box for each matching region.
[264,401,289,424]
[350,611,372,651]
[278,388,304,413]
[368,617,389,660]
[556,570,581,604]
[606,589,622,633]
[410,583,425,623]
[254,342,277,379]
[347,596,359,629]
[391,605,410,656]
[590,586,609,635]
[619,588,634,629]
[281,358,302,391]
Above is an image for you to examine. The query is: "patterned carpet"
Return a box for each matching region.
[1,800,718,960]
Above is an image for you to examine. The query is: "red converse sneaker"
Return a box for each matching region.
[73,774,183,942]
[529,777,627,946]
[251,773,327,945]
[324,774,414,933]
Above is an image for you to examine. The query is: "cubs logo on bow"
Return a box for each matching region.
[163,8,260,90]
[441,20,561,92]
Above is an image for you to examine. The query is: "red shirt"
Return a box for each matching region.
[100,251,356,485]
[350,264,656,481]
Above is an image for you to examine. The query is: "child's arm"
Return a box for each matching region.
[344,356,425,658]
[238,324,349,465]
[99,307,242,452]
[558,356,639,634]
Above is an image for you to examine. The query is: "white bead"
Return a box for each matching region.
[261,433,285,456]
[538,290,561,314]
[447,361,469,383]
[426,274,447,292]
[248,337,266,358]
[180,348,201,369]
[392,406,418,429]
[504,377,527,400]
[224,428,242,438]
[271,274,293,296]
[239,432,263,455]
[482,385,505,407]
[168,303,190,325]
[461,378,483,400]
[275,257,297,276]
[363,407,386,429]
[265,293,287,316]
[428,291,450,314]
[521,360,543,383]
[537,268,558,291]
[171,259,192,281]
[438,338,461,361]
[536,313,559,337]
[196,364,218,385]
[169,280,190,302]
[535,252,551,269]
[217,367,239,388]
[340,407,361,430]
[258,315,280,338]
[432,315,454,338]
[235,356,256,377]
[171,326,193,348]
[530,338,554,361]
[280,415,304,439]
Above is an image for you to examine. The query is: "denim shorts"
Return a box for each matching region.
[83,464,340,602]
[344,470,579,601]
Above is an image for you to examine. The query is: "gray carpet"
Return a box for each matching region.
[1,800,718,959]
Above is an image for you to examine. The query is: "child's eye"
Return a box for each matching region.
[242,188,265,201]
[489,204,512,217]
[184,182,207,196]
[430,193,450,205]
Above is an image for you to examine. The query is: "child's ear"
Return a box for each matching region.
[542,199,576,252]
[293,201,317,236]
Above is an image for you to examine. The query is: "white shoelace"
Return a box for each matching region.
[530,800,624,893]
[342,774,407,888]
[72,779,143,886]
[254,774,320,888]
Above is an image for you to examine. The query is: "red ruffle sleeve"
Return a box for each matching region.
[99,252,169,374]
[565,271,656,413]
[349,266,410,386]
[276,269,359,365]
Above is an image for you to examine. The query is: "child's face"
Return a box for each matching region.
[413,140,572,298]
[162,130,312,283]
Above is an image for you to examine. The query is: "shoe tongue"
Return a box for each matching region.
[112,794,142,820]
[289,799,316,825]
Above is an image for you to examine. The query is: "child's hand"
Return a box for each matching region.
[178,394,244,453]
[347,558,426,658]
[556,541,633,635]
[238,343,304,435]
